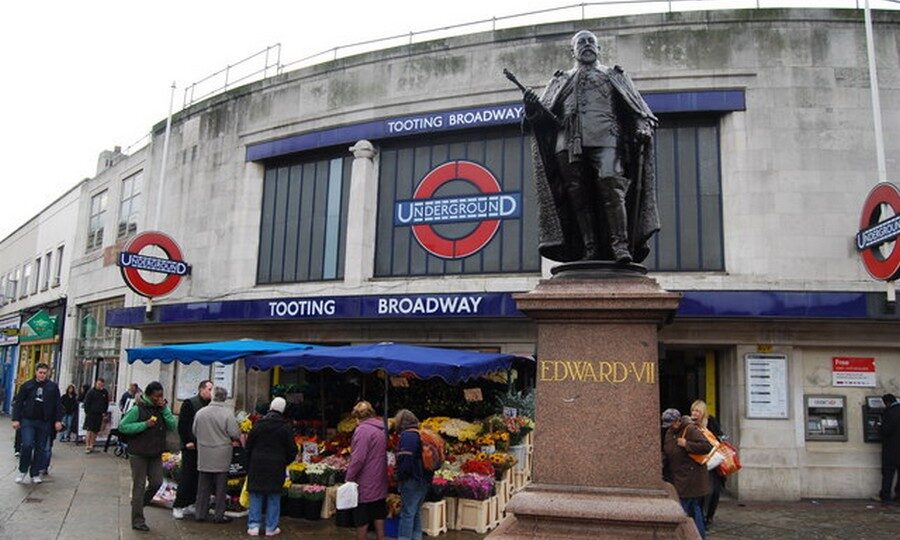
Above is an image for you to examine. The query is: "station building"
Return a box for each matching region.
[2,8,898,500]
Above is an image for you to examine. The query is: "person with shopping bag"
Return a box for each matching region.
[662,413,713,540]
[691,399,724,530]
[345,401,388,540]
[244,397,296,536]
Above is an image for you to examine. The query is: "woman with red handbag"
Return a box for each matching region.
[691,400,724,531]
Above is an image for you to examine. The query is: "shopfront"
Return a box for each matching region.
[0,314,20,413]
[16,304,65,391]
[72,297,124,400]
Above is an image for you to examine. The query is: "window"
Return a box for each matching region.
[118,171,142,239]
[72,298,125,401]
[6,270,17,302]
[644,117,724,271]
[87,190,107,251]
[32,257,41,295]
[257,155,351,283]
[41,252,51,291]
[53,245,64,287]
[20,263,31,298]
[0,276,6,306]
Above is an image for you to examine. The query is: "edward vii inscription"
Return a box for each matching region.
[539,360,656,383]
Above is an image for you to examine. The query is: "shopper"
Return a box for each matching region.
[82,378,110,453]
[691,399,724,529]
[119,382,140,412]
[395,409,431,540]
[244,397,296,537]
[11,363,63,484]
[60,385,78,442]
[879,393,900,503]
[117,381,176,531]
[75,384,90,444]
[193,386,240,524]
[172,379,213,520]
[662,414,713,539]
[660,408,681,483]
[346,401,388,540]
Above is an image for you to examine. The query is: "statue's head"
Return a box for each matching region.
[571,30,600,65]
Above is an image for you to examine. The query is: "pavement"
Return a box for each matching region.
[0,420,898,539]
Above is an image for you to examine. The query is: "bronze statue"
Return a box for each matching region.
[513,30,659,266]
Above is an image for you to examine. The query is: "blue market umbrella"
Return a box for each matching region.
[126,339,318,365]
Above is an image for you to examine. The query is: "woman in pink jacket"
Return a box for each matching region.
[345,401,388,540]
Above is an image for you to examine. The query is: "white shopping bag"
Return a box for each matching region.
[336,481,359,510]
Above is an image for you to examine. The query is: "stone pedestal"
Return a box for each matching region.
[489,273,698,539]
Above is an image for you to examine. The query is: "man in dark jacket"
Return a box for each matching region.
[171,379,212,519]
[245,397,296,536]
[879,393,900,503]
[11,363,63,484]
[662,415,713,539]
[119,381,177,532]
[82,378,110,453]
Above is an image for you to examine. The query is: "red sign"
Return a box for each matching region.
[832,356,876,387]
[856,182,900,281]
[116,231,191,298]
[832,357,875,372]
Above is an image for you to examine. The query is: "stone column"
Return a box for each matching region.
[344,140,379,286]
[490,274,698,539]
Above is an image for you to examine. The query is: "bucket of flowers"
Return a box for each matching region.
[489,452,517,481]
[305,462,335,486]
[301,484,326,520]
[452,473,494,501]
[384,493,402,537]
[287,461,307,484]
[283,483,306,518]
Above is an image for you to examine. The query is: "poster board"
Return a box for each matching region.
[212,362,234,397]
[745,353,789,419]
[176,363,209,401]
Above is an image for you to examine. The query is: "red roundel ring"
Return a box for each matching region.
[411,161,502,259]
[121,231,186,297]
[858,182,900,281]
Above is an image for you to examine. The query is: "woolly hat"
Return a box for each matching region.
[270,397,287,413]
[661,408,681,428]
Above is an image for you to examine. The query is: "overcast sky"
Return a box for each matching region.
[0,0,893,240]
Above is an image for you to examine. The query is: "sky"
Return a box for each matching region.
[0,0,893,240]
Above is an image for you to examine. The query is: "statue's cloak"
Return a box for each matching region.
[526,64,660,263]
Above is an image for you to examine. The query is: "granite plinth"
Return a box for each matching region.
[488,273,695,539]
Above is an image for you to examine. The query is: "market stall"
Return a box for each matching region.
[243,342,536,534]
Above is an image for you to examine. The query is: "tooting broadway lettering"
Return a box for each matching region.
[378,296,483,315]
[385,105,524,135]
[539,360,656,384]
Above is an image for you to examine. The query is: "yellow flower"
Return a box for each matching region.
[283,479,292,489]
[338,416,359,433]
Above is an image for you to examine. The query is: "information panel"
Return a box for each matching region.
[745,353,789,419]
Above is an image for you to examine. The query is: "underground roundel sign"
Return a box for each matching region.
[856,182,900,281]
[394,160,521,259]
[117,231,191,297]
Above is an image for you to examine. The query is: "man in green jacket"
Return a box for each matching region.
[119,381,177,532]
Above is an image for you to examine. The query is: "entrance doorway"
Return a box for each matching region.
[659,348,719,417]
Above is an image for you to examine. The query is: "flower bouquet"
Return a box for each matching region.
[288,461,307,484]
[452,473,494,500]
[489,452,517,480]
[161,451,182,482]
[320,454,350,483]
[337,415,358,433]
[461,458,495,478]
[505,416,534,446]
[428,476,453,501]
[386,493,403,518]
[305,462,335,486]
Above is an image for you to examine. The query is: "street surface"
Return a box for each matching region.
[0,421,897,539]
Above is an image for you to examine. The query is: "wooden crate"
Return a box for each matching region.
[511,469,531,493]
[421,500,448,537]
[496,477,510,511]
[489,495,501,528]
[445,496,458,530]
[457,498,492,534]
